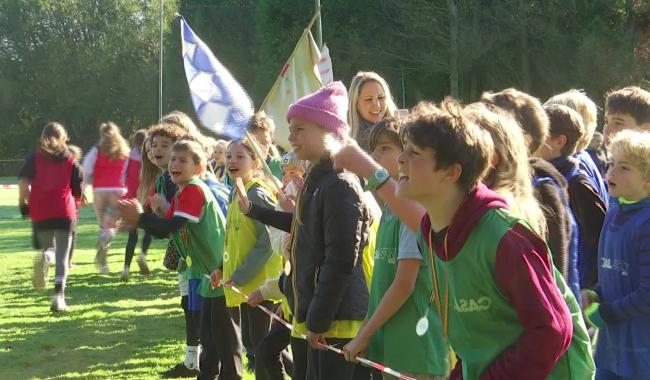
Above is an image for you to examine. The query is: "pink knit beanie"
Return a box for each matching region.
[286,81,349,138]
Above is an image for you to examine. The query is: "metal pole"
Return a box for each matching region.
[314,0,322,48]
[159,0,164,120]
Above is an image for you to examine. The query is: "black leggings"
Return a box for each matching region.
[124,229,152,267]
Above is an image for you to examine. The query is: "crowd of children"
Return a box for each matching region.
[17,75,650,379]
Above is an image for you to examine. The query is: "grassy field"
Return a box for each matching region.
[0,185,255,379]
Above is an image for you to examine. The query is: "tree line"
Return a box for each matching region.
[1,0,648,158]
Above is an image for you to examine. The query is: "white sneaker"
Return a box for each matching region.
[184,345,200,371]
[120,266,129,281]
[137,253,150,275]
[50,294,67,312]
[32,251,51,289]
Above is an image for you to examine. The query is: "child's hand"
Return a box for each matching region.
[116,199,143,229]
[247,289,265,307]
[332,142,375,178]
[79,193,89,208]
[210,269,223,289]
[278,192,296,213]
[235,178,252,213]
[581,289,600,309]
[150,194,169,215]
[342,334,370,362]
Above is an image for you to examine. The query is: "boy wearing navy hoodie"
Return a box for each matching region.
[583,130,650,380]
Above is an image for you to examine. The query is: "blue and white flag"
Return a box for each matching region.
[180,16,253,139]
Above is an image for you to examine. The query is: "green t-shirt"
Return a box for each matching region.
[367,206,449,375]
[170,177,226,298]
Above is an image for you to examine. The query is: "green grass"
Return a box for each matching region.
[0,186,255,379]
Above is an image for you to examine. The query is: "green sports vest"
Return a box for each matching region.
[170,177,226,298]
[224,179,282,307]
[420,208,594,380]
[367,209,449,375]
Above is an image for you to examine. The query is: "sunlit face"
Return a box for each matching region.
[151,135,174,169]
[213,144,226,165]
[282,165,305,186]
[226,143,258,183]
[606,153,650,201]
[396,137,447,202]
[604,112,639,143]
[168,150,201,186]
[588,134,604,151]
[288,118,327,164]
[356,80,387,124]
[536,135,564,161]
[371,134,401,179]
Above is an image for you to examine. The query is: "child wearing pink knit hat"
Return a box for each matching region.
[235,81,374,379]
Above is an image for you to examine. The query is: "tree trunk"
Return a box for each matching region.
[448,0,459,97]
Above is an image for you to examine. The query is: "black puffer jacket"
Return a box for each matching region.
[246,158,372,333]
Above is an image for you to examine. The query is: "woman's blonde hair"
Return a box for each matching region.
[137,134,160,203]
[39,122,69,157]
[348,71,397,140]
[98,122,129,160]
[464,103,547,237]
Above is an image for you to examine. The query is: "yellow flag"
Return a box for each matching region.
[260,30,323,151]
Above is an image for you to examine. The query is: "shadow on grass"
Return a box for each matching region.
[1,268,188,379]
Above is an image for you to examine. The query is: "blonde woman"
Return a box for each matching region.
[348,71,397,151]
[82,122,129,274]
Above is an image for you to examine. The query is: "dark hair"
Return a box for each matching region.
[148,123,186,143]
[481,88,549,155]
[544,104,585,156]
[368,117,403,152]
[39,122,69,157]
[130,129,147,148]
[605,86,650,125]
[402,98,493,191]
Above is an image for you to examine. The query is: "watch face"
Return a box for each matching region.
[376,169,389,181]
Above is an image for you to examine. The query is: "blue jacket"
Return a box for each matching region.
[595,197,650,377]
[576,150,609,207]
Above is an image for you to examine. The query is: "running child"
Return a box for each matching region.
[19,122,83,311]
[118,140,242,380]
[81,122,129,274]
[583,129,650,380]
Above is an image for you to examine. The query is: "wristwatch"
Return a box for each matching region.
[365,168,390,191]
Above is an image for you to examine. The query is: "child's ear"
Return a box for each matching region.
[445,163,463,184]
[194,164,204,175]
[552,135,568,150]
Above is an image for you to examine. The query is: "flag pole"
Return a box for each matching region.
[158,0,164,120]
[314,0,322,48]
[258,9,321,112]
